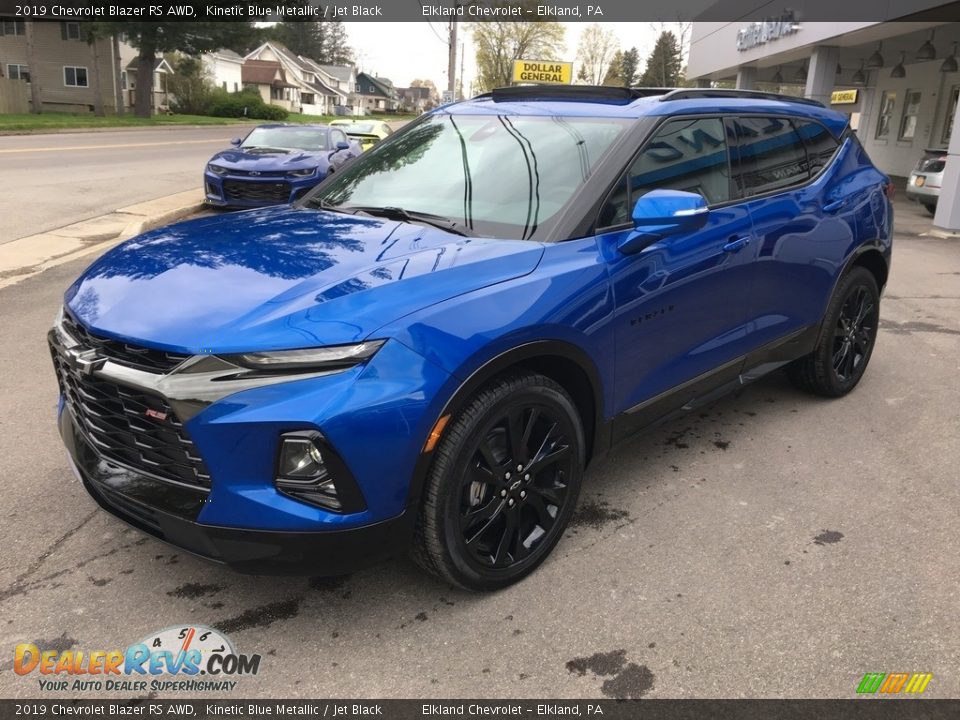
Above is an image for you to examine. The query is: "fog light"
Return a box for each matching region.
[276,434,341,510]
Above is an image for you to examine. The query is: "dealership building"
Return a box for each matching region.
[687,16,960,233]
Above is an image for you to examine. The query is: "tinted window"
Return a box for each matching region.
[734,116,808,196]
[599,117,731,228]
[794,120,839,174]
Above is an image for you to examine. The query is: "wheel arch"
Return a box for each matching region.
[849,246,889,293]
[405,340,607,508]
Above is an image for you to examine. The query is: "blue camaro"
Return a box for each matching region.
[203,124,361,208]
[51,87,891,590]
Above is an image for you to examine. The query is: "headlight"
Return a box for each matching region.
[288,167,317,178]
[207,163,229,176]
[228,340,384,372]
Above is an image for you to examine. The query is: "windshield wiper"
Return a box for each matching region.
[339,205,477,237]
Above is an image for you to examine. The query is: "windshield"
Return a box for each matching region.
[338,123,377,134]
[303,113,632,240]
[243,127,328,151]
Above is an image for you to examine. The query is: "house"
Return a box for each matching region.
[123,57,173,113]
[356,72,400,114]
[397,85,436,114]
[0,17,119,112]
[314,63,359,113]
[244,42,341,115]
[240,59,298,110]
[202,48,244,94]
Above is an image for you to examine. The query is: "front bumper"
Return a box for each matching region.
[204,171,324,209]
[905,173,941,201]
[60,403,416,575]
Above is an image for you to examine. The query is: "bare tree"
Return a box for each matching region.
[87,34,105,117]
[472,18,565,92]
[112,33,125,116]
[575,24,620,85]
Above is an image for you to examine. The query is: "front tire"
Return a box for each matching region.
[788,266,880,397]
[412,372,584,591]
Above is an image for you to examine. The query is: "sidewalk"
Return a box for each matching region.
[0,189,204,290]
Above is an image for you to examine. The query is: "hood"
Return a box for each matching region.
[65,207,544,353]
[209,147,329,171]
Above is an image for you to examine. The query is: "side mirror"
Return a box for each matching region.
[230,137,242,147]
[336,141,350,150]
[618,189,709,255]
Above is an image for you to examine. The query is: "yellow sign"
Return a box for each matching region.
[831,89,859,105]
[512,60,573,85]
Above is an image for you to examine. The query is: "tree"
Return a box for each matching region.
[323,20,353,65]
[112,33,125,116]
[639,31,683,88]
[94,18,257,117]
[272,20,325,60]
[24,21,42,114]
[575,24,618,85]
[472,16,565,92]
[620,47,640,87]
[602,50,624,86]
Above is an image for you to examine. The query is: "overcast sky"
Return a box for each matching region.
[344,22,683,90]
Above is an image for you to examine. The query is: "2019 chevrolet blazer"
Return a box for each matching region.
[50,87,892,591]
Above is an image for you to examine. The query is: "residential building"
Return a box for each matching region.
[315,63,359,112]
[0,17,119,112]
[356,72,400,114]
[124,57,173,113]
[244,42,341,115]
[398,85,436,114]
[241,59,298,110]
[202,48,244,94]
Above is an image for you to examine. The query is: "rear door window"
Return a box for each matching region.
[732,116,809,196]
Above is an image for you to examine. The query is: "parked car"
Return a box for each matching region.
[329,119,393,151]
[203,124,361,208]
[906,147,947,215]
[51,87,891,591]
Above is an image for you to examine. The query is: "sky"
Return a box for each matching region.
[344,22,684,91]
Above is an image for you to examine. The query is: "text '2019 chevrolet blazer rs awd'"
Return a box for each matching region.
[51,87,892,591]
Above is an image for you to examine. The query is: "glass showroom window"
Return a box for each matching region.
[899,90,922,141]
[876,91,896,139]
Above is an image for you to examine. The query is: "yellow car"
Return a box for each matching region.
[328,119,393,151]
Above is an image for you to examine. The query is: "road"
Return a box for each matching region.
[0,126,256,244]
[0,198,957,699]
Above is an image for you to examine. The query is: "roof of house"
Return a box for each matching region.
[296,56,347,98]
[125,58,173,73]
[248,42,343,97]
[210,48,244,63]
[357,72,397,98]
[318,64,354,83]
[241,60,297,88]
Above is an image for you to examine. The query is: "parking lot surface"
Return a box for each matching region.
[0,199,958,699]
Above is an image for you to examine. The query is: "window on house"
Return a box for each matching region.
[234,82,239,92]
[898,90,922,141]
[734,116,810,196]
[368,85,375,93]
[7,63,29,83]
[943,87,959,145]
[876,91,896,139]
[64,66,89,88]
[2,18,26,35]
[120,71,127,90]
[271,86,284,100]
[63,22,81,40]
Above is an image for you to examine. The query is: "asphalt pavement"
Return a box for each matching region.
[0,199,958,699]
[0,126,256,244]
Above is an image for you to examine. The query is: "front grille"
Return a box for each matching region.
[51,346,212,490]
[229,168,288,178]
[62,312,188,374]
[223,179,291,203]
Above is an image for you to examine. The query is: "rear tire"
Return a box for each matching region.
[412,372,584,591]
[788,266,880,397]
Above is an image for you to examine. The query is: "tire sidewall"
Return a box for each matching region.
[435,381,585,591]
[819,267,880,395]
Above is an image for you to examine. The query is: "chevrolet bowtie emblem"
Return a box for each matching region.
[66,348,106,376]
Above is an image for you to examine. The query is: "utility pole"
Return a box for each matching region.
[447,18,457,97]
[459,41,465,99]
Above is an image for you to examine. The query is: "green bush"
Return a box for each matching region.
[206,89,288,121]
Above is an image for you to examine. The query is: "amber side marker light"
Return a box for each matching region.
[424,414,451,453]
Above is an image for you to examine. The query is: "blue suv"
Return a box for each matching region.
[50,87,892,591]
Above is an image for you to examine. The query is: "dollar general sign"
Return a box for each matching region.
[512,60,573,85]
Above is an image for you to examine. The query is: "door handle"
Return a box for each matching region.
[722,236,751,253]
[823,198,847,213]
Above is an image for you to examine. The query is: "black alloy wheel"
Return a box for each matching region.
[413,372,584,591]
[789,266,881,397]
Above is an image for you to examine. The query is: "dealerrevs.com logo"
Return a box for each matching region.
[856,672,933,695]
[14,625,261,693]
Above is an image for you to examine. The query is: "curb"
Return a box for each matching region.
[0,189,205,291]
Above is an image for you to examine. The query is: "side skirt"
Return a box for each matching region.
[609,325,818,446]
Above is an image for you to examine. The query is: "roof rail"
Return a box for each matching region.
[479,85,671,103]
[659,88,825,108]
